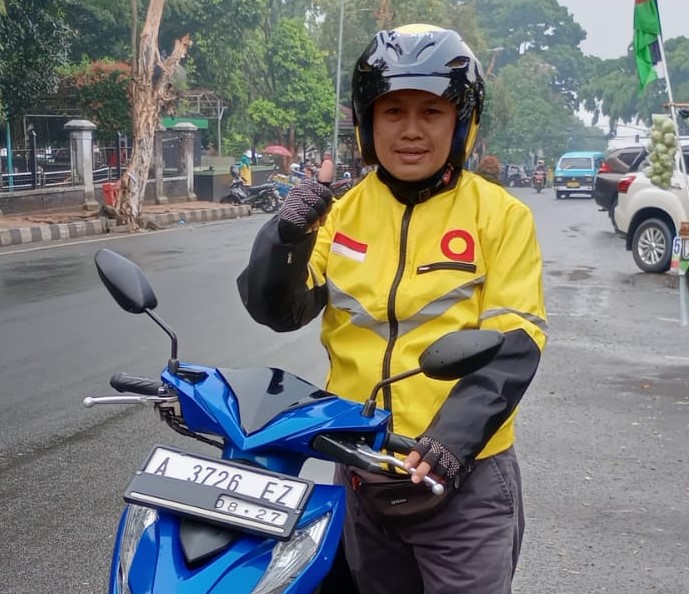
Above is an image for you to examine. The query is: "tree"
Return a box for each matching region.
[580,36,689,136]
[246,18,335,157]
[0,0,73,124]
[63,0,133,62]
[487,54,583,164]
[118,0,191,229]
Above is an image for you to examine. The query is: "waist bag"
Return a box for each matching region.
[346,467,456,525]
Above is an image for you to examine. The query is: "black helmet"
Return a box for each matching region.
[351,24,484,168]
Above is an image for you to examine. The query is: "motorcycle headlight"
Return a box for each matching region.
[115,505,158,594]
[251,513,331,594]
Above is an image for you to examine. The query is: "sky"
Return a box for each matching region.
[559,0,687,59]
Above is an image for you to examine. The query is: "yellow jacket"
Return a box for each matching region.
[238,171,547,461]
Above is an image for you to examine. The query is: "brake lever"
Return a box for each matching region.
[83,395,178,408]
[355,445,445,496]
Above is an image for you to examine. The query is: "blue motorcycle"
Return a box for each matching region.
[84,248,504,594]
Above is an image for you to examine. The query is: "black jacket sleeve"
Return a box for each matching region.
[423,328,541,462]
[236,216,328,332]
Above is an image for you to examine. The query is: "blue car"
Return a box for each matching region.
[554,151,603,199]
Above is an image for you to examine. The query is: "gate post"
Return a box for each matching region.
[172,122,197,201]
[64,119,98,210]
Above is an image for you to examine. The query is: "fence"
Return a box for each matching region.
[1,129,187,194]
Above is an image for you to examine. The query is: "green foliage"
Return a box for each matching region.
[248,18,335,149]
[0,0,73,120]
[63,61,133,141]
[486,54,595,163]
[36,0,687,168]
[62,0,132,62]
[578,36,689,137]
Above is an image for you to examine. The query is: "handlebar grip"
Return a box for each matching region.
[110,372,163,396]
[384,433,417,455]
[311,435,380,472]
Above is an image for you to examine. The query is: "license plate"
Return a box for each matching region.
[566,180,580,188]
[123,446,313,540]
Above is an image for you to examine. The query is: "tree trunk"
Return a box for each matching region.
[118,0,191,230]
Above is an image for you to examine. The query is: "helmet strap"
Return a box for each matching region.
[376,163,460,206]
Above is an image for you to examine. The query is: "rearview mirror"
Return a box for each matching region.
[419,330,504,380]
[94,249,158,314]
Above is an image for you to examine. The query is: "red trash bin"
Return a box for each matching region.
[102,181,121,207]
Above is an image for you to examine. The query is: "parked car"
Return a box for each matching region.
[500,164,531,188]
[613,147,689,273]
[553,151,603,199]
[593,146,646,224]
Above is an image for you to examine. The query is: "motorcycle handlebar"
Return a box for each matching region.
[311,435,380,472]
[384,432,417,455]
[311,432,417,466]
[110,372,163,396]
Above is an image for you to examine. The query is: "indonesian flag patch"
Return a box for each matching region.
[331,232,368,262]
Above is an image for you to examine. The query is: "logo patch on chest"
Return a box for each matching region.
[331,232,368,262]
[440,229,475,263]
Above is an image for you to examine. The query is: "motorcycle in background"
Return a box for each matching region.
[84,248,504,594]
[220,174,281,213]
[331,173,356,200]
[532,169,546,193]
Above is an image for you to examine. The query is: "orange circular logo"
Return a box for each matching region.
[441,230,475,262]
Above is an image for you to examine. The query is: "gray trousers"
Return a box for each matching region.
[334,447,524,594]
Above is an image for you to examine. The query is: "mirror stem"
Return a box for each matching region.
[145,308,179,374]
[361,367,422,417]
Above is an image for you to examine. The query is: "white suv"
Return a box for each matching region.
[614,149,689,273]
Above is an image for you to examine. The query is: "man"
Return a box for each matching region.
[238,24,547,594]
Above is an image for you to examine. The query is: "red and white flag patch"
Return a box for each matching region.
[331,232,368,262]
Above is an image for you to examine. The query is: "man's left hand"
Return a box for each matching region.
[404,436,467,486]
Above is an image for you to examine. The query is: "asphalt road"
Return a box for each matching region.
[1,189,688,593]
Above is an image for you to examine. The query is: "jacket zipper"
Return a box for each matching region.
[417,262,477,274]
[381,206,413,431]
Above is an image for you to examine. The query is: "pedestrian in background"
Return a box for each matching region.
[235,155,252,186]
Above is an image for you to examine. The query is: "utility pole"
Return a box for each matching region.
[332,0,344,169]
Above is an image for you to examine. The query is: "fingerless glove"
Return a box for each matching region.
[278,179,333,243]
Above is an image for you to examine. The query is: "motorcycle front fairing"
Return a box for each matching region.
[110,484,346,593]
[109,363,389,593]
[162,364,391,471]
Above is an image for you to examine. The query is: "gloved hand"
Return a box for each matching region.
[278,179,333,243]
[405,436,474,489]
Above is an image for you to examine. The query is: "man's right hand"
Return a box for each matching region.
[278,179,333,243]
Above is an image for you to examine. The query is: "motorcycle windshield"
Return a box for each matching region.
[217,367,333,434]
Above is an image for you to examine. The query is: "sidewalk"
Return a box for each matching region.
[0,200,252,247]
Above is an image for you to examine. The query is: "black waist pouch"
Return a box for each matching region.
[345,467,455,525]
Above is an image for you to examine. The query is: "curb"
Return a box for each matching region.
[0,205,251,247]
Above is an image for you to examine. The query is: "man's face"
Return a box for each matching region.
[372,89,457,181]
